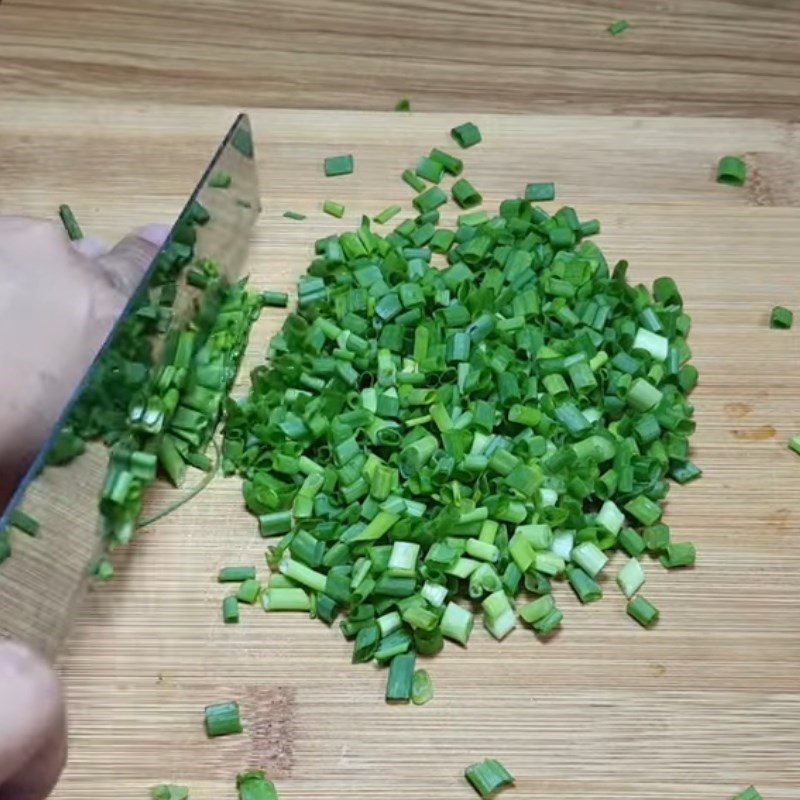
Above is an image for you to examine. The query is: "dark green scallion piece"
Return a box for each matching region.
[58,204,83,241]
[283,210,306,220]
[204,700,242,737]
[464,758,515,799]
[386,651,416,702]
[716,155,747,186]
[324,154,354,177]
[770,305,793,329]
[608,19,629,35]
[451,121,482,149]
[8,508,39,536]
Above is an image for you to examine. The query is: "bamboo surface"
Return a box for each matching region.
[1,0,799,120]
[1,101,799,799]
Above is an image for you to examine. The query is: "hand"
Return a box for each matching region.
[0,216,169,507]
[0,640,66,800]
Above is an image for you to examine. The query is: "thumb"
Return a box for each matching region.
[92,224,172,299]
[0,641,66,800]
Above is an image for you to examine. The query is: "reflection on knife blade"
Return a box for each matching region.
[0,113,261,658]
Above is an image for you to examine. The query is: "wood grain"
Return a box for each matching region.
[1,102,799,799]
[1,0,800,120]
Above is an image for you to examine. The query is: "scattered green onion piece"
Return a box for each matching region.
[222,595,240,624]
[524,182,555,202]
[660,541,696,569]
[323,199,345,218]
[8,508,40,537]
[716,155,747,186]
[608,19,629,35]
[464,758,515,799]
[395,98,411,112]
[386,651,416,702]
[770,305,793,329]
[204,701,242,737]
[374,205,402,225]
[429,148,463,175]
[732,788,763,800]
[90,558,115,581]
[237,578,261,604]
[789,434,800,456]
[570,541,608,577]
[411,668,434,705]
[324,154,354,177]
[519,594,555,625]
[402,169,427,192]
[283,210,306,220]
[237,770,278,800]
[451,121,482,149]
[262,291,289,308]
[58,204,83,241]
[616,558,645,598]
[218,566,256,582]
[150,785,189,800]
[626,595,659,628]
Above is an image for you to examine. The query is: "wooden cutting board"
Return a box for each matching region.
[2,102,799,800]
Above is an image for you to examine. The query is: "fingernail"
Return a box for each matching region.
[135,223,171,248]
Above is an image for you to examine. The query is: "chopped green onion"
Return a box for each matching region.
[413,186,447,213]
[395,98,411,112]
[150,785,189,800]
[732,788,763,800]
[237,770,278,800]
[570,541,608,577]
[218,566,256,582]
[411,668,434,705]
[374,205,402,225]
[566,565,602,603]
[451,121,482,149]
[262,291,289,308]
[8,508,39,536]
[283,210,306,220]
[429,148,463,175]
[608,19,629,35]
[464,758,515,799]
[204,700,242,737]
[324,154,354,177]
[519,594,555,625]
[222,595,240,624]
[323,199,345,218]
[616,558,645,598]
[716,155,747,186]
[386,651,416,702]
[524,182,555,202]
[626,595,659,628]
[789,434,800,455]
[441,601,474,645]
[660,541,696,569]
[482,589,516,640]
[58,204,83,241]
[237,578,261,604]
[416,156,445,184]
[452,178,483,209]
[261,587,311,611]
[402,169,427,192]
[770,305,793,329]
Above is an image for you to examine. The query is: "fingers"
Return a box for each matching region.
[70,236,108,259]
[92,224,170,299]
[0,641,66,800]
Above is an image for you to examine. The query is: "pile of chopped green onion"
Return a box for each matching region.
[221,124,700,700]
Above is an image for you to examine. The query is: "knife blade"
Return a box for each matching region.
[0,113,260,659]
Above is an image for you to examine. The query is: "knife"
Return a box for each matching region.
[0,113,260,659]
